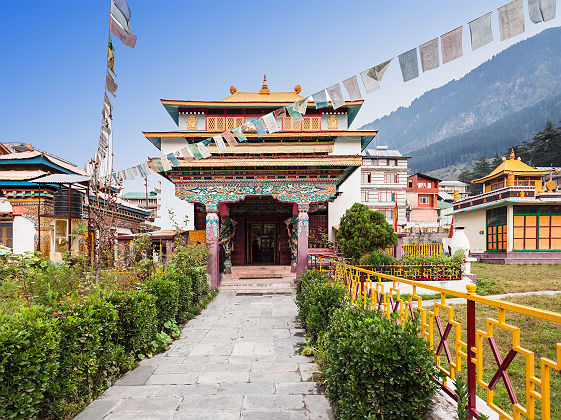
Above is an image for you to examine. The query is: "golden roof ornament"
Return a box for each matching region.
[294,85,302,94]
[509,148,515,160]
[230,86,237,94]
[260,74,270,94]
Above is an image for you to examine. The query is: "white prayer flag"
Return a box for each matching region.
[292,97,309,114]
[213,134,227,151]
[342,76,362,101]
[326,84,345,109]
[160,157,172,171]
[196,142,211,158]
[262,113,280,133]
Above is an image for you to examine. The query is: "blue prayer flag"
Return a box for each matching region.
[312,90,329,109]
[252,118,267,137]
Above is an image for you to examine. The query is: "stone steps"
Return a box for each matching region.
[220,265,296,294]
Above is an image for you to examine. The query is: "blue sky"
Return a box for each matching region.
[1,1,558,227]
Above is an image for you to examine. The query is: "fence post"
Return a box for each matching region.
[466,282,478,419]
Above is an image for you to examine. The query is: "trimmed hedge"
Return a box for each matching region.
[165,269,193,324]
[46,294,130,418]
[295,269,330,327]
[0,307,60,419]
[106,289,158,354]
[304,281,346,344]
[142,274,180,330]
[187,267,209,306]
[324,307,440,419]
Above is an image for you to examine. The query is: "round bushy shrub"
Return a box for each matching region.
[295,269,330,326]
[305,282,346,344]
[106,289,157,354]
[142,274,179,330]
[0,307,60,419]
[324,307,441,419]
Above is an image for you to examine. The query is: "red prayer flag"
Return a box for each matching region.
[105,70,118,97]
[110,15,137,49]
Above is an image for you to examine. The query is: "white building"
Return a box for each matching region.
[439,180,469,201]
[361,146,409,227]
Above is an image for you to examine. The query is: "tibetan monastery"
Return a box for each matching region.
[144,78,377,287]
[453,149,561,263]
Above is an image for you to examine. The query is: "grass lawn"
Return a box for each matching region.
[472,263,561,296]
[437,294,561,419]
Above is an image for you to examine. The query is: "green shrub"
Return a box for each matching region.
[106,289,157,355]
[305,282,346,344]
[324,307,441,419]
[47,293,128,418]
[164,268,193,323]
[295,269,330,326]
[0,307,60,419]
[171,244,211,270]
[186,267,209,305]
[142,274,179,330]
[336,203,397,262]
[359,249,398,265]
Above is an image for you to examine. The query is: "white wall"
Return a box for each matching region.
[330,136,361,155]
[328,168,361,241]
[454,210,487,254]
[161,138,189,155]
[13,216,35,254]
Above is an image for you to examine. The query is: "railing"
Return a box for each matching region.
[402,243,443,256]
[318,257,561,420]
[356,264,461,281]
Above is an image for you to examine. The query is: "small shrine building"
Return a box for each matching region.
[144,78,377,287]
[453,150,561,263]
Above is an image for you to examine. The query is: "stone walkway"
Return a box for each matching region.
[75,293,332,420]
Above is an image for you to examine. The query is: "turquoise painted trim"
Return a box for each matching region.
[0,156,79,175]
[455,199,561,215]
[147,137,162,150]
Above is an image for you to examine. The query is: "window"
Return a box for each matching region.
[487,177,506,191]
[363,159,372,166]
[362,191,369,202]
[378,159,387,166]
[373,208,393,219]
[408,180,413,188]
[419,195,431,205]
[388,159,397,167]
[514,206,561,250]
[486,207,507,251]
[384,173,399,184]
[206,116,225,132]
[282,116,320,131]
[54,220,68,253]
[361,172,372,184]
[0,225,13,248]
[379,191,396,202]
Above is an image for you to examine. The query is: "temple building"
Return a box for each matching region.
[144,78,377,287]
[453,150,561,263]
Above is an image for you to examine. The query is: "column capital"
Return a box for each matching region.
[297,202,309,212]
[205,203,218,213]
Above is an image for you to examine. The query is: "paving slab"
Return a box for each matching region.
[74,292,332,419]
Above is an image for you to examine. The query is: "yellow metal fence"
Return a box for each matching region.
[402,243,443,256]
[317,257,561,420]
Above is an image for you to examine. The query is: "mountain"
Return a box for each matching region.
[408,92,561,173]
[361,27,561,157]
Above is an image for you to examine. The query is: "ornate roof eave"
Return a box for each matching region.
[171,155,363,168]
[160,99,365,126]
[471,168,550,184]
[143,130,378,151]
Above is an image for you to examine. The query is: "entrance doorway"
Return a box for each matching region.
[249,223,277,264]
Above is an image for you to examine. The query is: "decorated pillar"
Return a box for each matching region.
[205,205,220,288]
[296,203,309,276]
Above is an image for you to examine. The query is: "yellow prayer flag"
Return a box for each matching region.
[107,48,115,74]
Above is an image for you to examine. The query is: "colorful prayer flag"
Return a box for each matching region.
[137,165,146,177]
[398,48,419,82]
[112,173,118,184]
[498,0,525,41]
[292,97,309,114]
[326,84,345,110]
[104,93,113,113]
[107,47,115,74]
[131,166,138,176]
[419,38,439,72]
[110,15,137,49]
[273,107,286,118]
[160,156,172,171]
[167,153,180,167]
[154,159,164,172]
[112,0,131,21]
[286,104,303,122]
[196,141,211,158]
[188,144,203,160]
[126,168,135,179]
[179,147,193,159]
[342,76,362,101]
[213,134,227,151]
[221,131,239,147]
[528,0,556,23]
[252,118,268,137]
[147,160,158,172]
[312,90,329,109]
[110,0,131,32]
[141,163,150,174]
[262,113,280,133]
[441,26,463,64]
[360,59,392,93]
[105,70,118,97]
[232,126,247,142]
[468,12,493,51]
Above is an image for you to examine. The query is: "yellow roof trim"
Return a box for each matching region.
[160,99,365,107]
[472,150,550,183]
[173,156,362,168]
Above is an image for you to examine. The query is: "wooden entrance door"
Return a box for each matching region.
[248,222,277,264]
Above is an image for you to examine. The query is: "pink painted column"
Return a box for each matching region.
[205,206,220,288]
[296,203,309,276]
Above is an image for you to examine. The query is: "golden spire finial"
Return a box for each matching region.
[509,148,515,160]
[260,74,270,94]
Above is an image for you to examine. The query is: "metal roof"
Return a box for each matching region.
[440,180,467,187]
[33,174,90,184]
[363,148,405,158]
